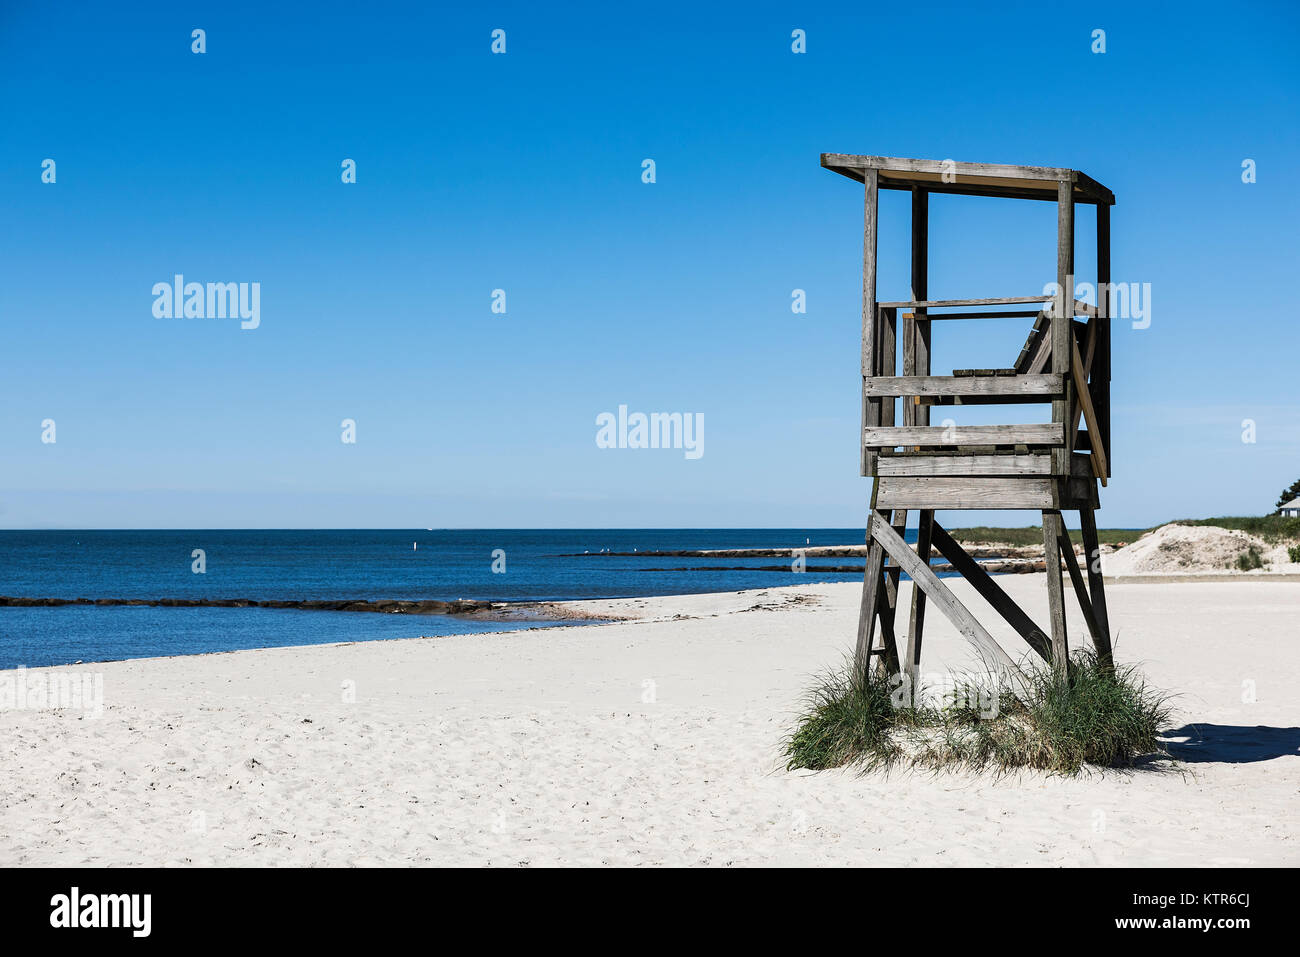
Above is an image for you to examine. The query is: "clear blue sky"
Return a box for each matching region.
[2,1,1297,529]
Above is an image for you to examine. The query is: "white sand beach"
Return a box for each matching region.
[2,576,1297,867]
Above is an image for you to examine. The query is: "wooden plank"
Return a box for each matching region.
[893,309,1042,321]
[1041,510,1070,675]
[861,169,880,477]
[1079,508,1114,668]
[876,453,1052,477]
[822,154,1078,184]
[871,514,1025,680]
[904,509,935,691]
[877,509,907,677]
[853,529,886,682]
[1026,319,1053,374]
[877,296,1051,308]
[876,476,1062,509]
[1071,336,1109,485]
[928,522,1052,664]
[1068,323,1096,445]
[864,374,1063,397]
[1052,182,1074,475]
[902,315,916,428]
[863,424,1064,448]
[1058,523,1104,650]
[879,307,897,431]
[911,189,929,427]
[1095,203,1112,475]
[820,155,1115,205]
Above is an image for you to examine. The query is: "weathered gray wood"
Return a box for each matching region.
[1095,203,1112,475]
[861,169,880,477]
[1058,522,1104,651]
[824,154,1076,182]
[1052,182,1074,476]
[875,453,1052,477]
[876,476,1065,509]
[1068,322,1097,448]
[902,314,917,428]
[910,189,930,437]
[877,509,907,677]
[1070,336,1109,484]
[863,374,1063,397]
[1026,319,1054,374]
[897,309,1043,321]
[1079,508,1114,668]
[863,424,1064,448]
[929,522,1053,664]
[879,307,897,431]
[904,509,934,690]
[1041,510,1070,675]
[871,514,1024,679]
[820,155,1115,205]
[854,528,886,681]
[1013,310,1051,373]
[877,296,1051,309]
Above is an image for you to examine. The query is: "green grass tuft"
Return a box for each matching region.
[1165,515,1300,542]
[946,525,1145,547]
[1234,546,1264,571]
[784,651,1170,776]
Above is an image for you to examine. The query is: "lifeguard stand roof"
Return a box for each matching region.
[820,154,1115,206]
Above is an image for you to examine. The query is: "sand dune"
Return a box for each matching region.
[2,577,1297,866]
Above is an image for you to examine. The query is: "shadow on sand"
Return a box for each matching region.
[1159,724,1300,764]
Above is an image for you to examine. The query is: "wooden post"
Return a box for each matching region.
[1095,203,1111,473]
[911,187,930,430]
[903,187,931,692]
[1058,522,1104,649]
[1079,508,1114,668]
[1041,509,1069,675]
[904,509,934,690]
[1052,182,1074,477]
[854,532,886,683]
[861,169,880,477]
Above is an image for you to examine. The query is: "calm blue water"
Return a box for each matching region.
[0,529,893,668]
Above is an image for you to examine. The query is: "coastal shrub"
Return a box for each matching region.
[1234,547,1264,571]
[784,651,1169,776]
[1288,545,1300,564]
[1169,514,1300,542]
[947,525,1145,547]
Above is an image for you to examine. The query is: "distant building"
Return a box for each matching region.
[1280,498,1300,518]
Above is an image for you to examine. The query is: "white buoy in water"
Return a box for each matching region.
[413,542,417,551]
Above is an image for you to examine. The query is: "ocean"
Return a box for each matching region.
[0,529,898,668]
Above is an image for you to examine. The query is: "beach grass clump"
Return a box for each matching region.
[784,651,1169,776]
[1169,514,1300,543]
[946,525,1146,547]
[781,666,909,771]
[1288,544,1300,563]
[1234,546,1264,571]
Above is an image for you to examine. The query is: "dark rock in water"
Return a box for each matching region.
[0,595,505,616]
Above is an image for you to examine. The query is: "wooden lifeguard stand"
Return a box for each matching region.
[821,154,1115,687]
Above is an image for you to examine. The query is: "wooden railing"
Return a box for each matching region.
[861,297,1108,482]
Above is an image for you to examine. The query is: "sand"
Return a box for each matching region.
[1104,523,1300,576]
[2,576,1297,866]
